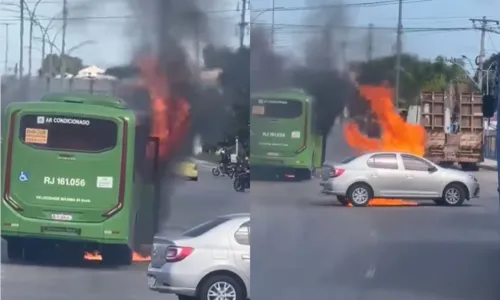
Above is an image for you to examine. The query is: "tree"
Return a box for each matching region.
[40,54,84,76]
[353,54,469,106]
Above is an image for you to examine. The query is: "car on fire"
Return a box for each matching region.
[320,151,480,207]
[147,213,250,300]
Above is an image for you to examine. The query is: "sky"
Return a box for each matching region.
[1,0,500,75]
[252,0,500,71]
[0,0,244,74]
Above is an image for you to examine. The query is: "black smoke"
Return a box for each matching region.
[105,0,246,244]
[250,0,364,141]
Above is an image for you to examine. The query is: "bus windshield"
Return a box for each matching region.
[18,114,118,153]
[251,98,303,119]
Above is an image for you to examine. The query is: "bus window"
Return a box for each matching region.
[18,114,118,153]
[251,99,303,119]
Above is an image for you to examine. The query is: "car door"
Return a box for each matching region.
[366,153,406,197]
[229,221,250,281]
[400,154,441,198]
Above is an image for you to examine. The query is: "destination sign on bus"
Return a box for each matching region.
[37,116,90,126]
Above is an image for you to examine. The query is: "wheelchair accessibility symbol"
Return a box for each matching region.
[19,171,29,182]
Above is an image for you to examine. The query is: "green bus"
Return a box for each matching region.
[2,92,161,265]
[250,89,324,179]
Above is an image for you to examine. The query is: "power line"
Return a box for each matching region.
[254,22,476,32]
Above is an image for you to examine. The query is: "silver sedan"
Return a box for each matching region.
[147,213,250,300]
[321,151,480,207]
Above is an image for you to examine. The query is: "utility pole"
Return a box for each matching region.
[470,16,500,92]
[2,23,11,74]
[367,23,374,61]
[341,40,347,69]
[394,0,403,108]
[238,0,248,48]
[19,0,24,78]
[271,0,275,46]
[60,0,68,82]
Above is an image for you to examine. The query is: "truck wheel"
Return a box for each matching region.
[346,183,373,207]
[6,239,23,260]
[442,184,466,206]
[337,196,349,206]
[101,244,133,266]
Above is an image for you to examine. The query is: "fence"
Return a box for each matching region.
[484,135,497,160]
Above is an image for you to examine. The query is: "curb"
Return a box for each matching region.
[193,159,217,168]
[479,164,498,171]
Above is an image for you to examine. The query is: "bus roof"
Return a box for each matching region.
[5,94,139,121]
[41,93,126,109]
[252,88,311,102]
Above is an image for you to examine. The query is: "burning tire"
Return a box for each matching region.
[101,244,133,266]
[197,274,246,300]
[442,184,466,206]
[346,183,373,207]
[337,196,349,206]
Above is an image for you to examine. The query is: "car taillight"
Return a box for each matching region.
[166,246,194,263]
[329,168,345,177]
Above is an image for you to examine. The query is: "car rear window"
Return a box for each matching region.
[340,156,359,164]
[251,98,303,119]
[18,114,118,153]
[182,217,230,238]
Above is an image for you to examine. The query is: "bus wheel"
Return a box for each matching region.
[6,238,23,260]
[101,244,133,266]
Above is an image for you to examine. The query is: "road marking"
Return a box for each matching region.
[364,265,377,279]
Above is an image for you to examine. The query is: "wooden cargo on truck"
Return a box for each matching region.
[420,91,483,167]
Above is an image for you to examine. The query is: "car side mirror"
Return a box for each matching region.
[428,166,438,173]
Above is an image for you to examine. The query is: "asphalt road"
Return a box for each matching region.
[1,167,249,300]
[251,125,500,300]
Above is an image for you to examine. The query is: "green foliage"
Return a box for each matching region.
[40,54,84,76]
[354,54,470,106]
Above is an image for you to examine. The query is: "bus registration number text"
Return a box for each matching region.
[44,177,86,187]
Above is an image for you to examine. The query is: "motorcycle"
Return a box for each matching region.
[233,165,250,192]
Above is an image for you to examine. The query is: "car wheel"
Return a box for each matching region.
[442,183,466,206]
[191,176,198,181]
[346,183,372,207]
[337,196,349,206]
[198,274,245,300]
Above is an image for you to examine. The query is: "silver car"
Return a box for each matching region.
[320,152,480,207]
[147,213,250,300]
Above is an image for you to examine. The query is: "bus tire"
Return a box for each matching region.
[101,244,133,266]
[6,238,23,260]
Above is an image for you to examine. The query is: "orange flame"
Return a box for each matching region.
[343,85,427,206]
[84,251,151,262]
[138,57,191,159]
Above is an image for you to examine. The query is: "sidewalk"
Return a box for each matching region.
[479,158,498,171]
